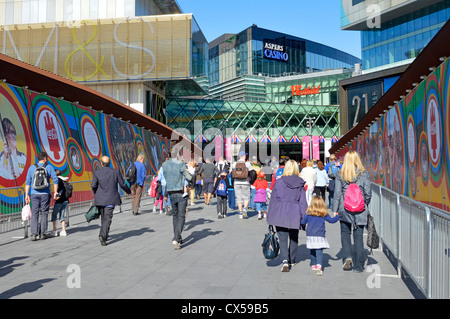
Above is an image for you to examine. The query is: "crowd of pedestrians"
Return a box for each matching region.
[25,149,371,275]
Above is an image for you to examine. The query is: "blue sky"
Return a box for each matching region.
[177,0,362,59]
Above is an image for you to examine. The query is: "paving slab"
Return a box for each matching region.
[0,196,420,300]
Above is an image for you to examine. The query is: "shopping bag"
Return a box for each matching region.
[85,204,100,223]
[367,214,380,251]
[21,204,31,221]
[261,225,280,260]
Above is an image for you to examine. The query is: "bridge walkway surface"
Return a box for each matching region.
[0,196,422,302]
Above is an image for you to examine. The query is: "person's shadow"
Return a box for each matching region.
[0,278,56,298]
[107,227,154,245]
[182,228,222,248]
[183,218,214,232]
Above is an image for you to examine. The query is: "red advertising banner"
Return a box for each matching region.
[302,136,310,159]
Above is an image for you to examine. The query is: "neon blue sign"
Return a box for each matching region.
[263,41,288,62]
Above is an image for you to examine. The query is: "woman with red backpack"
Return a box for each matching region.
[332,151,372,273]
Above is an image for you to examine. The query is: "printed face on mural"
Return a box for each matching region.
[0,116,27,180]
[0,88,29,182]
[426,95,441,164]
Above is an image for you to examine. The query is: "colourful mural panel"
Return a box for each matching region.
[336,60,450,211]
[0,83,172,214]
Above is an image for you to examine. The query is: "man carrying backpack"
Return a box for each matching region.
[127,154,147,216]
[25,151,59,241]
[232,151,251,219]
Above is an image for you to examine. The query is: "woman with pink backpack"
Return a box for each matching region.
[332,151,372,273]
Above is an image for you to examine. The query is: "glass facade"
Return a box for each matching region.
[167,99,341,143]
[0,0,181,25]
[0,14,208,83]
[167,70,353,142]
[208,26,361,87]
[360,1,450,70]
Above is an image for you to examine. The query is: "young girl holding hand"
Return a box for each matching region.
[301,196,339,275]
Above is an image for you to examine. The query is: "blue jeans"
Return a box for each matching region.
[255,202,267,212]
[170,193,188,243]
[30,193,51,236]
[228,189,237,210]
[52,201,68,222]
[328,191,334,208]
[310,249,323,266]
[249,188,256,209]
[340,221,365,271]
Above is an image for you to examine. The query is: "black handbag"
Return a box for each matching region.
[262,225,280,260]
[367,214,380,251]
[85,204,100,223]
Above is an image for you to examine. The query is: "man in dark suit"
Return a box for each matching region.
[91,156,131,246]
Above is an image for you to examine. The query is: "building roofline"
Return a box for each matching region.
[154,0,183,14]
[341,0,444,31]
[0,53,182,142]
[330,19,450,154]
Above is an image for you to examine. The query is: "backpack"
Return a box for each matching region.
[32,163,49,190]
[149,177,158,197]
[232,162,248,179]
[126,163,137,185]
[63,180,73,199]
[274,167,284,180]
[216,178,228,196]
[328,163,339,179]
[344,182,365,213]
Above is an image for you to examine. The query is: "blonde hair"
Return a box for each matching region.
[306,160,314,167]
[306,196,328,217]
[283,160,300,177]
[340,151,366,182]
[136,154,145,161]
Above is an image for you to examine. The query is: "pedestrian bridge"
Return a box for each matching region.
[0,19,449,301]
[0,180,448,299]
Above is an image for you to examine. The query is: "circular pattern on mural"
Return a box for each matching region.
[66,137,84,177]
[0,84,31,188]
[35,104,67,166]
[419,131,429,186]
[80,113,102,160]
[425,77,443,189]
[91,157,102,171]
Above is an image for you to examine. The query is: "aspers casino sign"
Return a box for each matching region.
[263,41,289,62]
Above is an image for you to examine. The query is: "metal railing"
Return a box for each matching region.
[0,186,27,235]
[370,183,450,299]
[0,177,156,237]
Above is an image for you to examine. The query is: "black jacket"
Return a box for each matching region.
[91,166,131,206]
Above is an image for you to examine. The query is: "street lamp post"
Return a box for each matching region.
[305,116,315,159]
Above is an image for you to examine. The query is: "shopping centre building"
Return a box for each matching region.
[0,0,208,125]
[166,26,361,160]
[0,0,363,161]
[339,0,450,134]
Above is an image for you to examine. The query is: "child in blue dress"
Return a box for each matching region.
[301,196,339,275]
